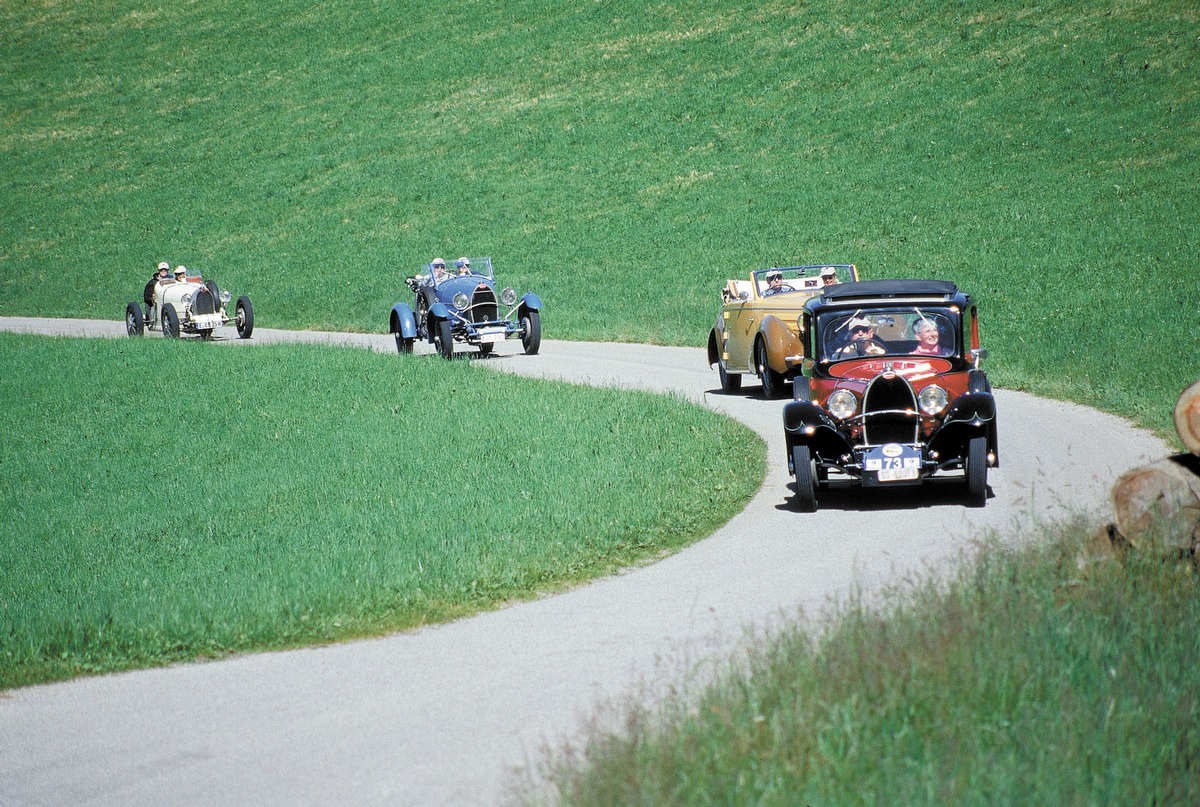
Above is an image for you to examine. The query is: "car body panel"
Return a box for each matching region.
[709,264,859,397]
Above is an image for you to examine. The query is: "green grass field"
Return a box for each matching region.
[0,333,762,688]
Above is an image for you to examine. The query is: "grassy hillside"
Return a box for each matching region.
[2,0,1197,437]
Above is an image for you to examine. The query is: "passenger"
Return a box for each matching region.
[762,270,786,296]
[913,318,949,356]
[173,265,189,283]
[455,257,472,275]
[820,266,840,287]
[431,258,448,281]
[834,316,886,358]
[145,261,170,309]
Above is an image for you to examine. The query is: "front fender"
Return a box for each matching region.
[519,292,542,313]
[429,301,452,320]
[758,315,802,376]
[782,400,855,460]
[928,391,999,463]
[389,303,417,339]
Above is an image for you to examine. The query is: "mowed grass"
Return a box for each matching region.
[521,524,1200,806]
[0,333,763,689]
[1,0,1198,438]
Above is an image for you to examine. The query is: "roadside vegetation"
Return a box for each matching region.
[517,522,1200,806]
[0,333,763,689]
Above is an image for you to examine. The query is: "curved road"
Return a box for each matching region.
[0,318,1168,806]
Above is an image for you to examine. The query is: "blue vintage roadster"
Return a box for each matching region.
[388,256,542,358]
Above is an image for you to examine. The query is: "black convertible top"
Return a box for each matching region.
[820,279,960,303]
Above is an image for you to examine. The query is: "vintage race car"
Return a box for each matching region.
[783,279,998,511]
[388,256,542,359]
[126,271,253,340]
[708,264,859,398]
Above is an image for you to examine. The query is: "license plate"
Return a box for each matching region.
[479,331,506,344]
[864,444,921,483]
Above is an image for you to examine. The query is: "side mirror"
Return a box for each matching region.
[738,291,750,301]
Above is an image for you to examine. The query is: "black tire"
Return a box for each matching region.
[434,318,454,359]
[718,363,742,393]
[205,279,220,303]
[965,435,987,507]
[478,342,494,357]
[521,311,541,355]
[792,444,818,512]
[757,340,785,399]
[235,296,254,339]
[395,334,414,354]
[125,302,144,336]
[162,304,180,338]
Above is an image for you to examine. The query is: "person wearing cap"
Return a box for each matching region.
[762,270,786,296]
[912,318,949,356]
[834,316,887,358]
[145,261,171,310]
[455,257,472,276]
[173,265,189,283]
[820,267,840,287]
[431,258,448,281]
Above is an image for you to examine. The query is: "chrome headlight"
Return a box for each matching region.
[918,385,948,415]
[180,292,193,306]
[827,389,858,419]
[220,290,232,303]
[500,287,518,307]
[453,292,470,311]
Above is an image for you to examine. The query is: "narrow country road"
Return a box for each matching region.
[0,318,1168,806]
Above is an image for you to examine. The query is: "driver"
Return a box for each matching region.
[834,317,886,358]
[173,265,189,283]
[762,270,786,296]
[431,258,448,281]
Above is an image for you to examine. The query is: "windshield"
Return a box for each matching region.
[428,256,494,285]
[754,265,849,297]
[817,306,959,362]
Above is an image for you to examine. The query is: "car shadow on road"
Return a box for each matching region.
[776,477,994,513]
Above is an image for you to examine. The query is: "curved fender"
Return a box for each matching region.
[389,303,417,339]
[519,292,542,313]
[941,390,996,428]
[707,328,721,367]
[782,400,855,458]
[929,390,1000,465]
[758,315,802,376]
[429,301,452,320]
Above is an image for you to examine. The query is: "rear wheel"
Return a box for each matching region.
[434,318,454,359]
[125,302,144,336]
[965,435,987,507]
[757,340,785,399]
[718,363,742,393]
[521,311,541,355]
[792,444,818,512]
[235,296,254,339]
[162,304,180,338]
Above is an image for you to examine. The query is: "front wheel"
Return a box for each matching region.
[521,311,541,355]
[434,318,454,359]
[792,444,818,512]
[125,302,144,336]
[162,304,180,338]
[235,296,254,339]
[965,435,987,507]
[757,340,785,399]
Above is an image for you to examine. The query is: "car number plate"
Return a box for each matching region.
[864,444,921,482]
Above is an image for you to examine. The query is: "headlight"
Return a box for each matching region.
[220,290,232,303]
[918,385,948,415]
[180,292,193,306]
[453,292,470,311]
[827,389,857,419]
[500,287,518,307]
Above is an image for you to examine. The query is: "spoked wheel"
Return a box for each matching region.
[965,435,987,507]
[125,302,145,336]
[718,362,742,393]
[757,340,785,399]
[235,296,254,339]
[521,311,541,355]
[792,444,818,512]
[434,319,454,360]
[162,304,180,338]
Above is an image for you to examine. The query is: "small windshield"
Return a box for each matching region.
[428,256,494,285]
[754,265,849,297]
[817,306,959,362]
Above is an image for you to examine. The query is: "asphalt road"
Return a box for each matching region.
[0,318,1169,806]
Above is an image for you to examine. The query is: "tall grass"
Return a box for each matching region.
[2,0,1197,438]
[0,333,763,688]
[522,524,1200,806]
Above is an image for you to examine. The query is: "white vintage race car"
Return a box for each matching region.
[126,272,253,340]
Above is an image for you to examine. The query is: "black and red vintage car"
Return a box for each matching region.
[783,279,998,511]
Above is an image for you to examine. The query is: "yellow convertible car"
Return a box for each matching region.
[707,264,859,397]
